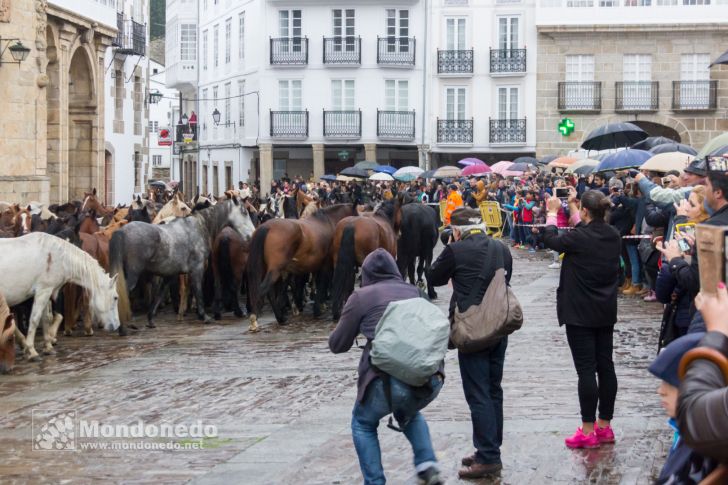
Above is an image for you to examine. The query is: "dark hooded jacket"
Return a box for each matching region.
[329,249,441,402]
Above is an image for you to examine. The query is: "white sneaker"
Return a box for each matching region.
[548,262,561,269]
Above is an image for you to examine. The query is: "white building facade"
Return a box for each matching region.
[103,0,151,204]
[148,59,179,182]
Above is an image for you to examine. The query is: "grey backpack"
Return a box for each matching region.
[370,297,450,387]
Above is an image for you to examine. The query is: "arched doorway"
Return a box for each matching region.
[630,121,681,143]
[68,47,97,201]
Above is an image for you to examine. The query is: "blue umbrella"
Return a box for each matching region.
[596,149,652,172]
[320,174,337,181]
[374,165,397,175]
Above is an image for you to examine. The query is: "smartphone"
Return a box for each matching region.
[675,223,696,239]
[678,238,691,253]
[555,188,569,199]
[661,176,672,186]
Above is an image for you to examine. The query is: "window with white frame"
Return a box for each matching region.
[224,83,232,129]
[386,9,409,52]
[445,87,466,120]
[497,16,519,50]
[498,87,519,119]
[279,80,302,110]
[202,30,208,70]
[148,120,159,133]
[279,10,302,52]
[239,12,245,60]
[238,80,245,126]
[624,0,651,5]
[445,18,466,50]
[564,55,596,108]
[152,155,162,166]
[599,0,618,5]
[566,0,594,6]
[679,53,711,108]
[225,19,231,64]
[331,80,355,110]
[683,0,710,4]
[385,80,409,111]
[180,24,197,61]
[622,54,653,108]
[656,0,677,4]
[213,24,219,68]
[332,9,356,52]
[213,85,219,138]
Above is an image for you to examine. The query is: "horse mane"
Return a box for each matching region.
[29,233,107,292]
[374,199,396,221]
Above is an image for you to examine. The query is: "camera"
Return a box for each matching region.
[555,188,570,199]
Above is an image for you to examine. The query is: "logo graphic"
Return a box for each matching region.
[32,409,76,451]
[558,118,575,137]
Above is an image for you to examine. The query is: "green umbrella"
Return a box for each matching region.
[697,133,728,159]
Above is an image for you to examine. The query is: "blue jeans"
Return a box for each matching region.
[458,337,508,465]
[625,244,642,285]
[351,375,443,485]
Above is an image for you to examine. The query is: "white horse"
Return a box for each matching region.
[0,232,121,360]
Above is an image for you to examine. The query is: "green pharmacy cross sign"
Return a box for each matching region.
[558,118,575,137]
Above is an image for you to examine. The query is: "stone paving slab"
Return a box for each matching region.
[0,246,670,484]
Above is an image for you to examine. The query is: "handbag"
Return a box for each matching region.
[657,295,680,353]
[451,240,523,353]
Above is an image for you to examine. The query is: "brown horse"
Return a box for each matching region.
[12,205,33,236]
[0,291,16,374]
[330,196,403,320]
[246,203,357,332]
[77,210,101,235]
[80,188,113,217]
[211,226,249,320]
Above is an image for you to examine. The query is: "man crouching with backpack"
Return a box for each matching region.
[429,207,513,479]
[329,248,445,485]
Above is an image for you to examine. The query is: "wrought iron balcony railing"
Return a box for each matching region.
[558,82,602,112]
[437,49,474,74]
[489,48,526,74]
[377,37,416,66]
[672,80,717,111]
[270,37,309,65]
[270,110,309,138]
[324,110,362,138]
[323,36,361,65]
[489,118,526,145]
[175,124,198,143]
[377,110,415,140]
[437,119,473,144]
[114,16,146,56]
[615,81,659,112]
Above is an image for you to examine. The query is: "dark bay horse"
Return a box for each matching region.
[330,196,403,320]
[211,227,249,320]
[110,197,256,329]
[397,203,439,300]
[246,203,357,332]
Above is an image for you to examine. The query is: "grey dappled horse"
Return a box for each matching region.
[109,197,256,329]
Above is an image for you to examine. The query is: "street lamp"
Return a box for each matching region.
[212,108,221,125]
[181,113,189,126]
[147,89,163,104]
[0,38,31,66]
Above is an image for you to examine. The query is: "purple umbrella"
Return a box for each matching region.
[457,158,486,166]
[462,164,493,176]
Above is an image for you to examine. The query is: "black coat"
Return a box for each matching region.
[543,220,621,327]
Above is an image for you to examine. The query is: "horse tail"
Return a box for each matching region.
[246,225,270,315]
[331,224,356,320]
[217,233,234,306]
[109,231,132,323]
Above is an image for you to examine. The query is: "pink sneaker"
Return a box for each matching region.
[643,290,657,302]
[565,428,600,449]
[595,424,615,444]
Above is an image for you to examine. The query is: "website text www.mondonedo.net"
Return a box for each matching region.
[78,440,204,451]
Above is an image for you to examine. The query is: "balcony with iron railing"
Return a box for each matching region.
[672,80,717,111]
[270,110,309,138]
[489,48,526,75]
[377,37,416,66]
[615,81,659,112]
[558,82,602,112]
[437,119,473,144]
[323,36,361,65]
[489,118,526,145]
[175,124,198,143]
[270,37,309,65]
[437,49,474,75]
[114,14,146,56]
[377,110,415,141]
[323,110,362,138]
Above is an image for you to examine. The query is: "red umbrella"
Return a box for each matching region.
[462,164,492,176]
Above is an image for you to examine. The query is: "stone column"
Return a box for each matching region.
[418,144,431,170]
[312,144,325,181]
[259,143,273,197]
[364,143,377,163]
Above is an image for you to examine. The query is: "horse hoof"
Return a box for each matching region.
[233,309,244,318]
[128,323,139,330]
[118,326,128,337]
[27,353,41,362]
[84,329,94,337]
[248,324,260,333]
[146,322,156,329]
[64,330,72,337]
[213,313,222,321]
[43,347,56,356]
[203,317,213,324]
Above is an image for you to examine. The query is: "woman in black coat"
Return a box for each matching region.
[543,189,622,450]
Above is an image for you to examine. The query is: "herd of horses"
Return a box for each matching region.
[0,185,440,373]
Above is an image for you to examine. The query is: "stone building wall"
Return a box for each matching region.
[536,24,728,157]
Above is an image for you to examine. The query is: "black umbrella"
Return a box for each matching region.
[539,154,558,165]
[512,156,539,165]
[149,180,167,188]
[419,170,436,179]
[339,166,369,178]
[631,136,675,150]
[581,122,647,151]
[710,49,728,67]
[649,143,698,156]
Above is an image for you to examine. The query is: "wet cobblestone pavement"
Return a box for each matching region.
[0,244,670,484]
